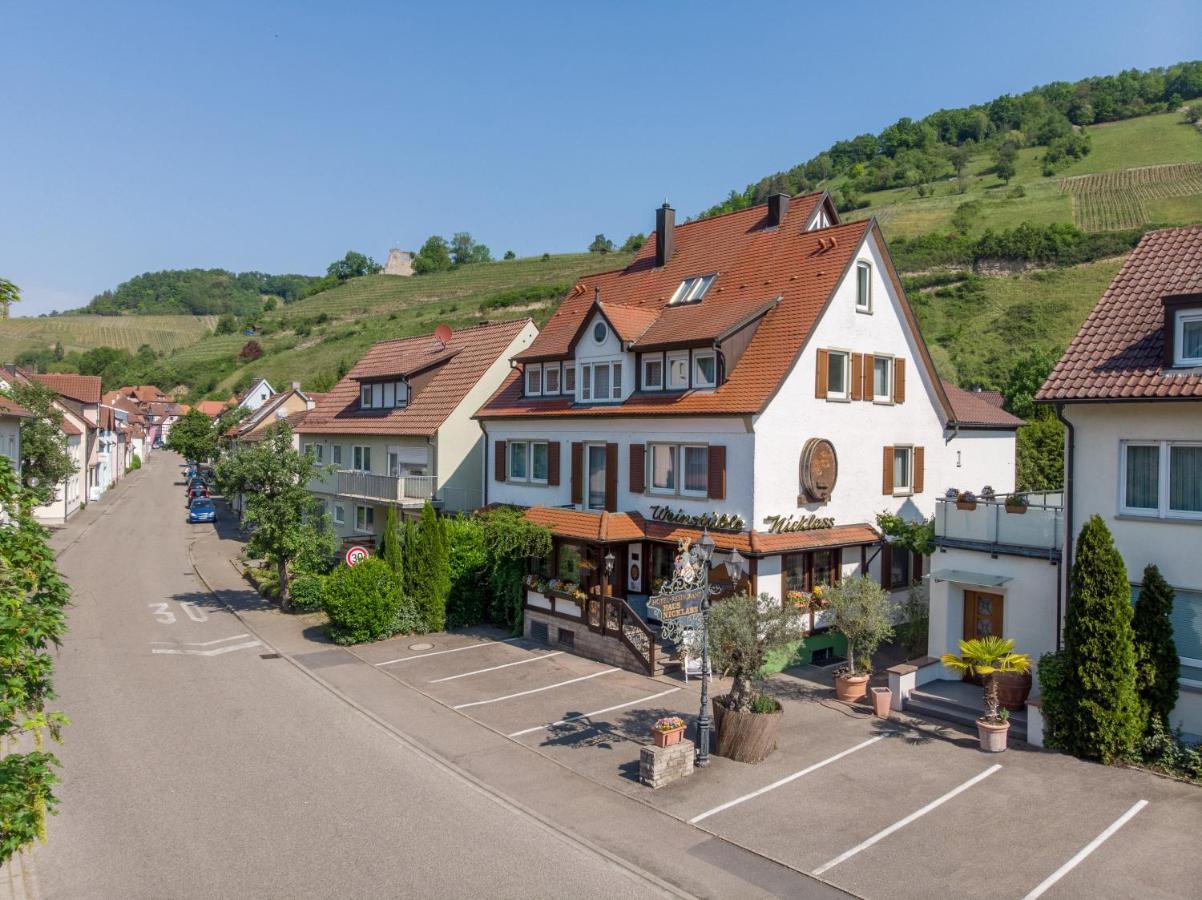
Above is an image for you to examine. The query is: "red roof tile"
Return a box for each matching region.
[1038,225,1202,403]
[940,381,1023,429]
[0,397,32,418]
[195,400,229,418]
[299,320,531,436]
[32,373,102,405]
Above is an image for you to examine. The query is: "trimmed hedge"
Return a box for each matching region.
[322,558,403,645]
[289,573,326,612]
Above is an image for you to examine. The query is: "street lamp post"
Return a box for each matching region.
[695,529,716,767]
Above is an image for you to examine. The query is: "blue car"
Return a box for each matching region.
[188,497,217,523]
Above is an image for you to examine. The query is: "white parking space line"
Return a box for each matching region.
[508,687,682,737]
[151,634,250,647]
[375,637,524,666]
[452,668,620,710]
[1021,800,1148,900]
[689,736,884,824]
[812,763,1002,876]
[429,651,564,683]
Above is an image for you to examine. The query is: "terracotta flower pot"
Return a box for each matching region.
[653,726,685,748]
[977,718,1010,752]
[996,671,1032,711]
[712,696,782,764]
[834,672,870,703]
[871,686,892,717]
[955,500,978,511]
[1005,503,1027,515]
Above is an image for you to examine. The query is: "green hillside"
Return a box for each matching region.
[0,314,217,362]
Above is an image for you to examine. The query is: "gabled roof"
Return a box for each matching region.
[118,384,170,403]
[941,381,1023,429]
[31,373,102,405]
[299,319,532,436]
[0,397,32,418]
[195,400,229,418]
[1038,225,1202,403]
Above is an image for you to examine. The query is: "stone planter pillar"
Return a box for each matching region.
[640,741,695,789]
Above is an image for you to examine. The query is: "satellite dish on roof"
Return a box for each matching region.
[433,324,453,349]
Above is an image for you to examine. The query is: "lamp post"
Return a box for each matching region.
[695,528,717,767]
[603,549,615,597]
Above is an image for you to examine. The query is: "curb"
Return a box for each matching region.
[187,543,693,900]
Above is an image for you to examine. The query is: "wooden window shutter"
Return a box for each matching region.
[882,445,895,495]
[815,349,829,399]
[893,357,906,403]
[547,441,561,486]
[494,440,507,482]
[629,444,645,494]
[850,353,863,401]
[570,442,583,505]
[913,446,925,493]
[863,353,875,400]
[605,443,618,512]
[707,445,726,500]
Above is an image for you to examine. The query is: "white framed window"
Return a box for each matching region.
[1122,441,1202,519]
[352,445,371,472]
[856,261,872,312]
[531,442,549,484]
[650,444,677,493]
[693,351,717,388]
[354,505,374,533]
[648,443,708,497]
[360,384,371,407]
[543,364,560,395]
[1175,310,1202,366]
[359,381,408,409]
[592,320,609,344]
[892,446,913,495]
[313,443,324,463]
[332,445,342,465]
[334,504,345,526]
[642,354,664,390]
[666,351,689,390]
[827,351,850,400]
[525,365,542,396]
[580,362,622,402]
[873,355,893,402]
[508,441,528,480]
[668,274,716,306]
[682,445,708,496]
[586,443,607,510]
[563,364,576,395]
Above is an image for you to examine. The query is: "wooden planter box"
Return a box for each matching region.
[955,500,978,511]
[1004,503,1028,515]
[712,696,782,764]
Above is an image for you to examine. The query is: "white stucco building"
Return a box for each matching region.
[297,319,537,543]
[476,193,1021,670]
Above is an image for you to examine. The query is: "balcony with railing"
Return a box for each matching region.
[934,491,1063,559]
[333,470,439,506]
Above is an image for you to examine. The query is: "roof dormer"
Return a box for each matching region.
[1164,293,1202,368]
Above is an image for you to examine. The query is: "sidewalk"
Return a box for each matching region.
[189,520,847,900]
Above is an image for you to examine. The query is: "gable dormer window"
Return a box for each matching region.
[668,274,715,306]
[525,364,543,396]
[360,380,409,410]
[1175,310,1202,366]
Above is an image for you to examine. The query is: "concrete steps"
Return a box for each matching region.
[905,687,1028,742]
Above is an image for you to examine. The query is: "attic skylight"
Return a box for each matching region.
[668,274,715,306]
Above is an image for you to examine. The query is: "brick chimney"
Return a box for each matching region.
[766,193,789,227]
[655,202,676,267]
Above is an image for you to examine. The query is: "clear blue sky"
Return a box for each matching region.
[3,0,1200,315]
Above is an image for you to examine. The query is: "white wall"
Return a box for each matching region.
[0,417,20,474]
[753,230,1015,533]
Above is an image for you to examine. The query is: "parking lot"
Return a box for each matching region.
[347,630,1200,898]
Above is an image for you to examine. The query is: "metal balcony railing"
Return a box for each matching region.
[934,493,1063,558]
[333,470,438,505]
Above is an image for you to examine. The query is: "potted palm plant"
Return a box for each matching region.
[707,593,803,763]
[940,636,1031,752]
[827,576,894,703]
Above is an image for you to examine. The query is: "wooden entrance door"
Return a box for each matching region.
[963,590,1004,640]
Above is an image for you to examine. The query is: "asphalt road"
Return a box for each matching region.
[36,455,666,899]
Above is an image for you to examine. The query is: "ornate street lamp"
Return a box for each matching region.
[695,528,716,767]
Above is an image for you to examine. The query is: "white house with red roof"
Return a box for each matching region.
[297,319,537,541]
[476,194,1020,673]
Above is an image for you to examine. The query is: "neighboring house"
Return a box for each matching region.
[30,373,104,501]
[298,319,538,542]
[0,396,31,474]
[195,399,231,418]
[235,378,275,414]
[226,384,318,447]
[104,392,151,466]
[1035,224,1202,738]
[476,194,1020,671]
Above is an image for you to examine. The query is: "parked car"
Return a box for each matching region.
[153,439,164,450]
[187,484,210,504]
[188,498,217,523]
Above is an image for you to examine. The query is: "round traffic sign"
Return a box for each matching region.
[345,545,370,567]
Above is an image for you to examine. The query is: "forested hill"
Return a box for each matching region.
[705,61,1202,216]
[82,269,319,316]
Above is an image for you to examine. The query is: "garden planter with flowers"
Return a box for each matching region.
[1004,495,1029,515]
[651,716,686,748]
[955,491,978,511]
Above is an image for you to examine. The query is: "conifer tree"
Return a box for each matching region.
[413,502,449,632]
[1132,563,1179,730]
[1061,515,1143,762]
[380,506,403,576]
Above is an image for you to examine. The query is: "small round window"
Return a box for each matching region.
[592,321,608,344]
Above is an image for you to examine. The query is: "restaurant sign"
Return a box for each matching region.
[763,513,835,533]
[647,587,706,624]
[649,505,746,533]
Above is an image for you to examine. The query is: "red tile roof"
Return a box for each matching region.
[480,194,953,421]
[1038,225,1202,402]
[299,320,532,436]
[0,397,32,418]
[940,381,1023,429]
[32,373,102,405]
[521,506,878,555]
[195,400,228,418]
[59,417,83,436]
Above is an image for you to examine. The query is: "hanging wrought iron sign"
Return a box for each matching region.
[647,537,710,643]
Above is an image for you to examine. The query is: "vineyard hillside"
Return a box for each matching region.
[0,314,216,362]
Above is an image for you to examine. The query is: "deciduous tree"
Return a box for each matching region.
[2,380,77,506]
[588,233,614,254]
[165,408,219,463]
[412,236,454,274]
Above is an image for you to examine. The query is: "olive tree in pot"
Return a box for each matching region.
[827,575,894,703]
[940,636,1031,752]
[707,593,803,764]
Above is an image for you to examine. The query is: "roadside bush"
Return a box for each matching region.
[128,453,141,471]
[480,506,552,633]
[1142,717,1202,783]
[322,558,402,644]
[1037,649,1071,750]
[445,515,488,628]
[1133,564,1180,731]
[289,573,326,612]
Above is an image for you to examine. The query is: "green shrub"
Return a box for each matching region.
[322,558,402,644]
[445,515,489,628]
[480,506,552,633]
[289,573,326,612]
[128,453,141,471]
[1133,564,1180,731]
[408,503,449,632]
[1037,649,1071,750]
